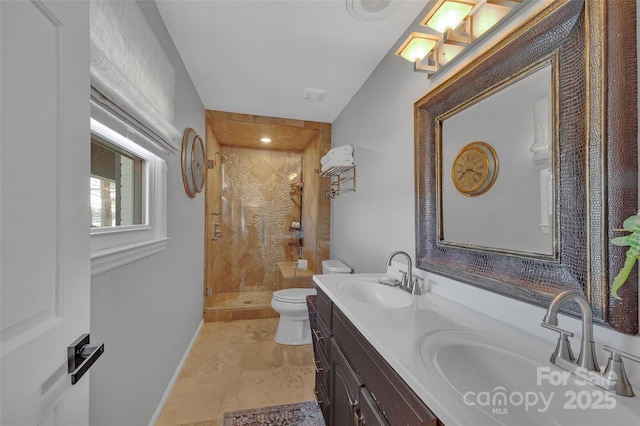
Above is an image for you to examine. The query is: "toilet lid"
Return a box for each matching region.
[273,288,317,303]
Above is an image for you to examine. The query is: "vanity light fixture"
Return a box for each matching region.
[395,0,523,76]
[423,0,474,33]
[260,137,272,143]
[395,32,440,69]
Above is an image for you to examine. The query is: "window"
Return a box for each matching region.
[91,135,144,228]
[90,116,168,276]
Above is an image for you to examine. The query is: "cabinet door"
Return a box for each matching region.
[358,387,389,426]
[334,307,439,425]
[331,338,363,426]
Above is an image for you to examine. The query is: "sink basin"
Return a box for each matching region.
[418,329,544,396]
[337,278,412,309]
[417,329,640,425]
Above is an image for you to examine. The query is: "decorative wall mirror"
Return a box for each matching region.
[415,0,638,334]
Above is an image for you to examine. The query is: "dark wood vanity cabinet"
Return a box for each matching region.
[309,287,441,426]
[330,338,366,425]
[359,386,389,426]
[308,293,331,423]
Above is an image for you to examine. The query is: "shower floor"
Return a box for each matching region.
[205,291,279,322]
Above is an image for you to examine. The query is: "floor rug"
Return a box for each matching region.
[223,401,324,426]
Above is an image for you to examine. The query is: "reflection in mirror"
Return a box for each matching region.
[440,63,554,255]
[414,0,638,334]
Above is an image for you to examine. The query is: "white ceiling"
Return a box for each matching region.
[157,0,428,123]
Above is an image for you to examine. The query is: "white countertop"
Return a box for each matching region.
[313,273,640,426]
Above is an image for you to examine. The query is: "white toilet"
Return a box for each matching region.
[321,259,353,275]
[271,259,352,345]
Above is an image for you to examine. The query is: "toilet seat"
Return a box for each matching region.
[272,288,316,303]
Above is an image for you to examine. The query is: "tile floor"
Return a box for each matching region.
[156,318,316,426]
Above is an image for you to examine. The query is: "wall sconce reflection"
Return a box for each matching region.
[395,0,523,76]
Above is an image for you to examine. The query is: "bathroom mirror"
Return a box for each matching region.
[440,62,554,256]
[415,0,638,334]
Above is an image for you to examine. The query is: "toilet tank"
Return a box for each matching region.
[322,259,352,274]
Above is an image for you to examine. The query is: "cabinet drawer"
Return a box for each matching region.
[333,307,438,426]
[307,295,317,332]
[316,286,333,328]
[315,342,331,391]
[314,313,331,360]
[314,380,330,425]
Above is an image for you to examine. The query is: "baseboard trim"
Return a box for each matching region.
[148,319,204,426]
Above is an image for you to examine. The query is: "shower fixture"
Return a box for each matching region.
[212,222,223,241]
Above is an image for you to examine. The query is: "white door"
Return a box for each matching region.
[1,1,92,425]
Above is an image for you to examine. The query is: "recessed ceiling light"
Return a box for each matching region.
[346,0,401,22]
[260,137,272,143]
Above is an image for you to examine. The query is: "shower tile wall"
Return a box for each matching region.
[214,146,302,293]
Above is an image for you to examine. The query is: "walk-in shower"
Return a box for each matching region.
[206,147,308,319]
[203,111,332,322]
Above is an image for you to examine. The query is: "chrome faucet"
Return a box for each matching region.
[386,251,421,295]
[541,290,640,396]
[542,290,598,372]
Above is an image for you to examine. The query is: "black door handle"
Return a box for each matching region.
[68,334,104,385]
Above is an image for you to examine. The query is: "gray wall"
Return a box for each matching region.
[89,2,205,425]
[332,1,640,368]
[331,1,545,272]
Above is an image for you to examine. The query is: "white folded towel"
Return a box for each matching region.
[327,145,353,157]
[321,158,353,173]
[319,145,354,172]
[321,153,352,166]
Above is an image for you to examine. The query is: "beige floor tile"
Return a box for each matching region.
[197,318,279,346]
[242,318,279,342]
[157,318,315,426]
[197,321,250,345]
[300,366,317,401]
[241,340,286,370]
[235,366,315,410]
[180,343,243,379]
[240,340,314,370]
[156,374,229,426]
[292,344,315,366]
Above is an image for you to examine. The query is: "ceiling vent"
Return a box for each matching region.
[304,88,328,102]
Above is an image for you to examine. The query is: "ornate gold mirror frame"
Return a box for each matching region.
[415,0,638,334]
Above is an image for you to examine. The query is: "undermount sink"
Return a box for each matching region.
[336,278,412,309]
[418,329,544,396]
[417,329,640,425]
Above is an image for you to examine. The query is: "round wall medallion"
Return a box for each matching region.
[181,128,206,198]
[451,141,499,196]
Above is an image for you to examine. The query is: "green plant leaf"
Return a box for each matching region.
[611,249,639,300]
[610,212,640,300]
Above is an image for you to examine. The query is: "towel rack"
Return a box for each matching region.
[319,165,356,199]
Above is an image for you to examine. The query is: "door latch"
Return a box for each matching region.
[68,333,104,385]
